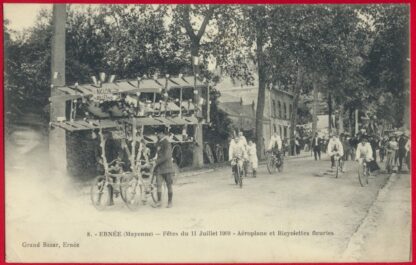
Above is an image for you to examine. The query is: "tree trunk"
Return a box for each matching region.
[254,6,266,160]
[190,44,204,167]
[348,108,353,135]
[289,65,303,156]
[355,109,359,135]
[311,73,319,137]
[338,103,344,134]
[181,5,215,168]
[328,91,332,135]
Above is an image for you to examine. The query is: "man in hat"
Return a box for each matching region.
[397,132,408,172]
[153,127,175,208]
[311,132,322,160]
[405,134,411,171]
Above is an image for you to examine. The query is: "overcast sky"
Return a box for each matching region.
[4,4,52,31]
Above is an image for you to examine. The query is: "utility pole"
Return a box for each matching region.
[355,109,359,135]
[49,4,67,175]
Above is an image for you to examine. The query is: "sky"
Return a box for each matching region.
[4,4,52,31]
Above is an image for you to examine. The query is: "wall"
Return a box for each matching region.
[66,131,99,180]
[268,88,293,141]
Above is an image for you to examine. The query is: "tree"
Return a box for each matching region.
[362,4,410,129]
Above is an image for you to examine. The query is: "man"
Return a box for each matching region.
[238,131,248,147]
[341,134,351,161]
[229,136,247,178]
[349,134,359,161]
[356,135,380,173]
[326,134,344,169]
[153,127,175,208]
[405,135,411,171]
[397,133,408,172]
[369,135,379,162]
[355,136,373,163]
[268,132,282,155]
[379,136,389,162]
[311,133,321,160]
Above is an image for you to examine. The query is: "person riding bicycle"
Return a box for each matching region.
[355,136,373,165]
[355,135,380,173]
[327,134,344,170]
[268,132,282,156]
[228,136,247,175]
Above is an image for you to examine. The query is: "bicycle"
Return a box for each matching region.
[357,158,370,187]
[120,160,168,209]
[231,156,243,188]
[266,150,284,174]
[90,159,139,210]
[333,153,343,178]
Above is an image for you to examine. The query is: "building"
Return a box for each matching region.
[217,79,294,148]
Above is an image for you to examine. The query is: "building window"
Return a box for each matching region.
[289,104,293,119]
[273,124,277,133]
[284,126,288,138]
[272,100,276,117]
[283,103,287,119]
[278,101,282,119]
[279,126,283,137]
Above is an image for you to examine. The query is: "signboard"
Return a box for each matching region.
[91,87,120,101]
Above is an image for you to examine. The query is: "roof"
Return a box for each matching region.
[56,76,206,98]
[218,101,263,119]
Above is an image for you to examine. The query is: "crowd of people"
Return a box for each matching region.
[228,130,287,178]
[311,131,411,173]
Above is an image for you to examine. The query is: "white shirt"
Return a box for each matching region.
[405,140,410,152]
[268,134,282,150]
[246,144,258,159]
[355,142,373,160]
[327,138,344,156]
[239,135,248,147]
[229,140,247,161]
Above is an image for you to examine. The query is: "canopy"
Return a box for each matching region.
[57,76,207,98]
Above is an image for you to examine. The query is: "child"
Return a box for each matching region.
[246,140,258,177]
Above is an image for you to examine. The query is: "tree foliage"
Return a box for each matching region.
[4,4,410,138]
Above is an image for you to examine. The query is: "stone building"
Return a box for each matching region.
[217,82,294,148]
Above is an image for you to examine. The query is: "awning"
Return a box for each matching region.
[56,76,206,98]
[51,119,120,132]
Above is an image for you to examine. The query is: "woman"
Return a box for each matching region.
[246,140,258,177]
[385,136,399,173]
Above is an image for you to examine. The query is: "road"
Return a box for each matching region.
[5,155,411,262]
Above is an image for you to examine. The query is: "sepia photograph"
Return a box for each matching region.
[4,2,412,263]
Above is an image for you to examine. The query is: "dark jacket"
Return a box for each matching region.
[155,137,175,175]
[398,137,407,156]
[312,137,321,149]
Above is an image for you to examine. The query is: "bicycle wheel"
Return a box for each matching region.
[172,145,183,167]
[267,155,276,174]
[358,164,368,187]
[150,174,167,204]
[277,162,284,172]
[233,165,239,184]
[120,175,142,211]
[335,160,339,178]
[237,165,243,188]
[90,175,111,210]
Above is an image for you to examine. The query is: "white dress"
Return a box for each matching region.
[246,144,258,169]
